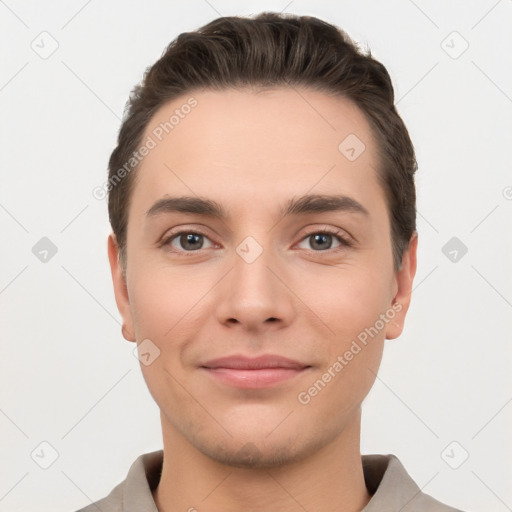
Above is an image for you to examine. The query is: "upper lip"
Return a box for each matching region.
[201,354,310,370]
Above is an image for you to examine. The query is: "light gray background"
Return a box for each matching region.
[1,1,511,511]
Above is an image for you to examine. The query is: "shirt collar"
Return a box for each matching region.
[120,450,455,512]
[123,450,161,512]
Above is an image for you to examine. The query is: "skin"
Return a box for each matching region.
[108,87,417,512]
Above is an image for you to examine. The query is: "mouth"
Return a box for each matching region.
[200,354,312,389]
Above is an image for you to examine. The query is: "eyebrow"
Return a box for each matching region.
[145,193,369,220]
[281,194,369,217]
[146,196,229,219]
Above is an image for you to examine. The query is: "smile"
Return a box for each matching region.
[200,354,312,389]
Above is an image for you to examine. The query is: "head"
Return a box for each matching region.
[107,12,418,468]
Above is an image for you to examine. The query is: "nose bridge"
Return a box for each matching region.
[215,233,294,329]
[234,241,275,298]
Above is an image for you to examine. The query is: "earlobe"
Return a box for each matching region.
[122,324,135,342]
[107,233,136,343]
[385,233,418,340]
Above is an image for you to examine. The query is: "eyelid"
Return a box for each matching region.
[159,226,218,252]
[295,225,354,247]
[159,224,354,255]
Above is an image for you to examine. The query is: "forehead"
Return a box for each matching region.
[131,87,384,219]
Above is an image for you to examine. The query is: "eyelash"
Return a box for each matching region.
[159,228,353,256]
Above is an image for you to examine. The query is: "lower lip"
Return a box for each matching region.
[202,367,309,389]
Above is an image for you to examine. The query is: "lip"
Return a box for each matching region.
[200,354,311,389]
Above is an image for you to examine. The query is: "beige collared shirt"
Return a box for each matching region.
[75,450,464,511]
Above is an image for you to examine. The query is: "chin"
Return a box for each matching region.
[191,425,328,470]
[202,439,304,469]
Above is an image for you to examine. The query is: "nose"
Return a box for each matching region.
[214,239,296,333]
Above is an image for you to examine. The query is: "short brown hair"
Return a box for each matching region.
[107,12,417,271]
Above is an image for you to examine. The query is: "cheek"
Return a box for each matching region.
[294,270,388,414]
[128,269,201,411]
[297,339,384,422]
[296,265,392,344]
[128,262,211,340]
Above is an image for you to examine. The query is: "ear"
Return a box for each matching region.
[107,233,136,342]
[385,232,418,340]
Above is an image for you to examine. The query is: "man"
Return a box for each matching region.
[78,12,465,512]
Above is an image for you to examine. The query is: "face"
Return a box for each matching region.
[108,87,417,468]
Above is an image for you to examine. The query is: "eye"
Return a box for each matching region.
[161,230,215,253]
[297,230,351,252]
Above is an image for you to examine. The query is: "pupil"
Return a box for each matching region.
[312,234,331,250]
[182,233,202,250]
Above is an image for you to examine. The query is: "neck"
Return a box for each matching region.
[152,410,371,512]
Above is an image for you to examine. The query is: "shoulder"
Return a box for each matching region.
[362,453,468,512]
[402,485,467,512]
[71,450,163,512]
[73,480,124,512]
